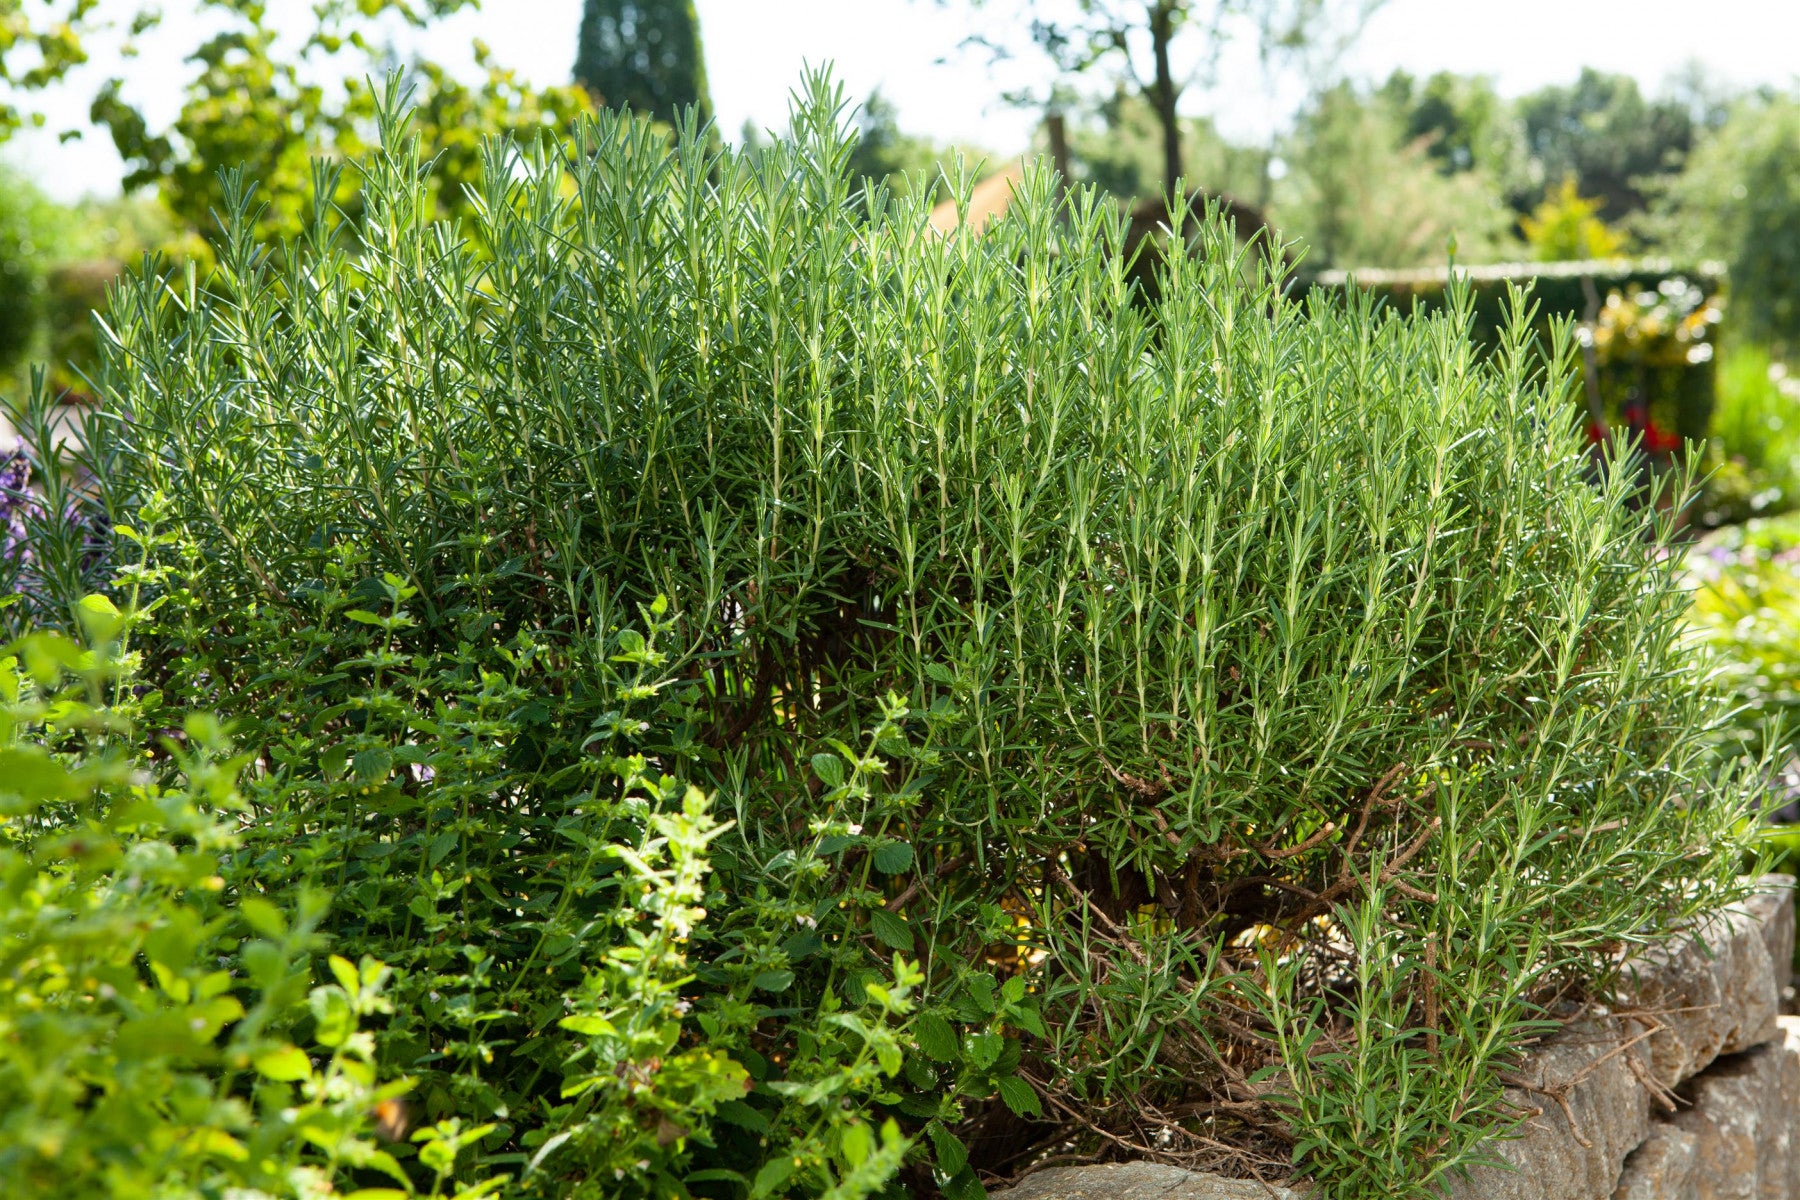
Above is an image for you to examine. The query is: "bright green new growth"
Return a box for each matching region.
[0,597,414,1199]
[45,73,1757,1196]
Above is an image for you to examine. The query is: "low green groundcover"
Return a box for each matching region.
[0,73,1761,1200]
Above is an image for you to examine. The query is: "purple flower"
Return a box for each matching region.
[0,452,37,568]
[0,451,113,590]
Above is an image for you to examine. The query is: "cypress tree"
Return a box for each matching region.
[574,0,713,128]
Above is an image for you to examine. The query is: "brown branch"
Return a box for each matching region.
[1379,816,1442,885]
[884,851,971,913]
[1254,819,1338,862]
[1625,1042,1680,1114]
[1497,1021,1663,1149]
[1549,818,1627,844]
[1102,755,1169,800]
[1390,880,1440,903]
[1341,762,1407,859]
[1016,1067,1288,1176]
[1424,933,1439,1057]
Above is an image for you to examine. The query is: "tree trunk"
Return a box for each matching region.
[1148,0,1183,198]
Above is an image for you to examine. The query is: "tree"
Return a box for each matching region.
[845,89,957,200]
[574,0,712,127]
[954,0,1382,201]
[1520,176,1626,262]
[1655,91,1800,351]
[1378,69,1522,180]
[91,1,589,247]
[0,165,68,373]
[1276,81,1518,269]
[1068,89,1264,204]
[1513,68,1694,220]
[0,0,105,142]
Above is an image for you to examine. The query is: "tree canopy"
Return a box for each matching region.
[88,1,588,248]
[574,0,712,127]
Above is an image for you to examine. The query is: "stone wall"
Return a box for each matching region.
[992,876,1797,1200]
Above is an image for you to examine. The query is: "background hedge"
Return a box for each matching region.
[1303,257,1726,448]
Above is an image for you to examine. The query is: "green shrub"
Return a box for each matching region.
[1653,91,1800,354]
[1520,177,1627,262]
[11,73,1760,1199]
[1688,513,1800,764]
[1,563,924,1199]
[1698,343,1800,525]
[0,594,412,1199]
[0,168,71,378]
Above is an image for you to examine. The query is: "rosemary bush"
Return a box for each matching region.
[10,74,1759,1198]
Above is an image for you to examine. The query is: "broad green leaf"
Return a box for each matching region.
[328,955,360,994]
[715,1099,769,1133]
[752,969,794,993]
[751,1154,796,1198]
[926,1121,969,1176]
[915,1013,959,1063]
[811,752,845,788]
[351,748,392,784]
[309,985,354,1048]
[942,1167,988,1200]
[76,593,124,642]
[966,1031,1003,1071]
[869,910,914,950]
[997,1074,1042,1118]
[842,1119,873,1166]
[239,897,286,939]
[253,1045,314,1082]
[871,840,913,874]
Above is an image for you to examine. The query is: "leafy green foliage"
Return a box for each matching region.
[0,555,933,1198]
[1310,264,1722,471]
[8,69,1761,1199]
[0,0,100,142]
[1699,343,1800,525]
[0,164,70,374]
[0,171,195,393]
[574,0,712,126]
[1512,67,1698,221]
[92,0,590,248]
[956,0,1384,199]
[845,90,967,204]
[1379,69,1518,179]
[1689,513,1800,764]
[1276,80,1520,267]
[0,602,415,1199]
[1064,95,1267,209]
[1521,177,1627,262]
[1654,92,1800,353]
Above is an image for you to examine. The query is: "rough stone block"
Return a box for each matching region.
[1613,1124,1699,1199]
[1443,1016,1654,1200]
[1660,1015,1800,1200]
[1740,877,1795,997]
[992,1161,1304,1200]
[999,878,1796,1200]
[1622,878,1792,1091]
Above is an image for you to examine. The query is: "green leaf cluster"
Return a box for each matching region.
[90,1,592,251]
[0,608,418,1198]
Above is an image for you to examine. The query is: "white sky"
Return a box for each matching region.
[5,0,1800,201]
